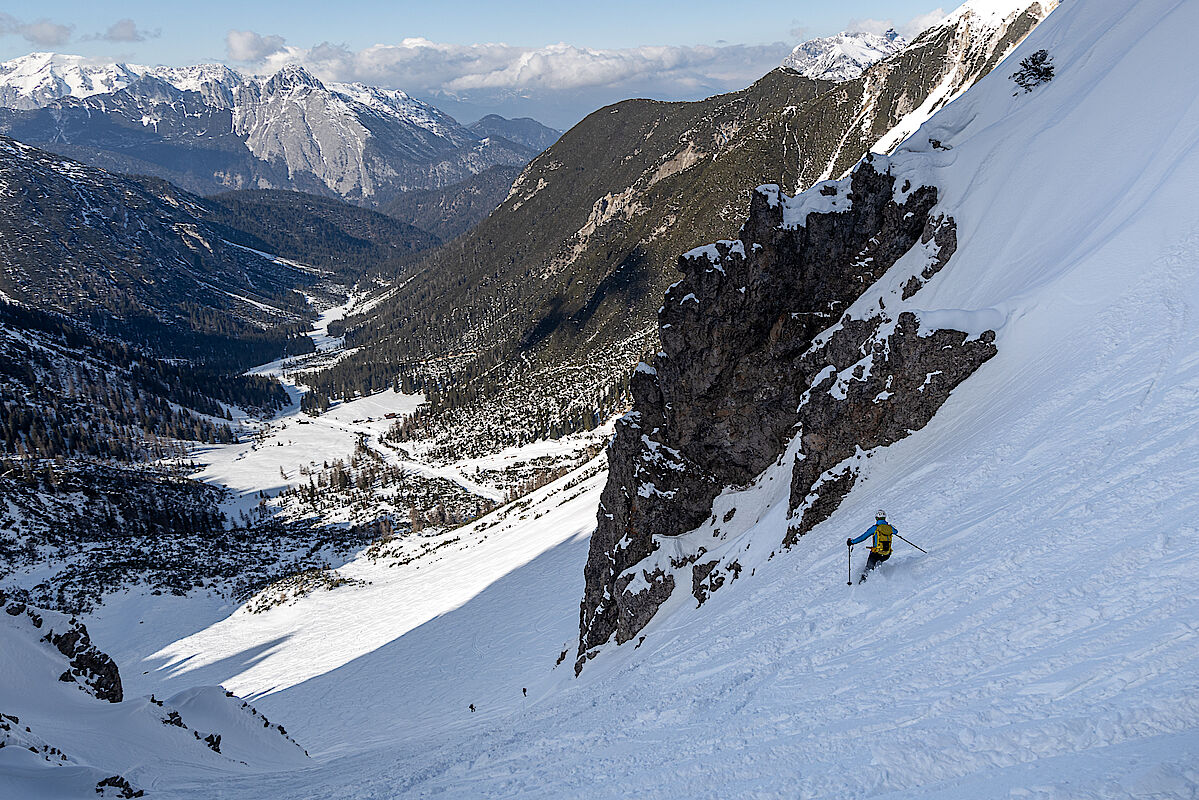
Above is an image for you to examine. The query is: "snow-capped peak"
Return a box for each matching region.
[143,63,243,95]
[329,81,461,138]
[0,53,250,110]
[0,52,144,109]
[782,29,906,82]
[262,63,326,94]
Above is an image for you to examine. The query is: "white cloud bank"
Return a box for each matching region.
[220,7,946,127]
[224,31,797,127]
[227,33,792,94]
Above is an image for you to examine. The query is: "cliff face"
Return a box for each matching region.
[577,156,997,671]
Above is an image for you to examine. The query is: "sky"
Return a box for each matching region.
[0,2,952,128]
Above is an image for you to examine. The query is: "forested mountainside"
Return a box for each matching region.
[382,165,525,244]
[303,0,1054,459]
[0,57,545,207]
[0,299,286,464]
[0,135,317,366]
[0,135,422,615]
[204,189,442,276]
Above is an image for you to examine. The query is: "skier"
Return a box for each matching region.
[847,510,895,583]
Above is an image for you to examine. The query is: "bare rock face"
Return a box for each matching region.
[576,157,996,671]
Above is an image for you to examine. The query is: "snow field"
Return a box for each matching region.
[0,610,307,800]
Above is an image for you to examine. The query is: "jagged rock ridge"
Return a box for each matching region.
[2,592,122,702]
[577,156,997,670]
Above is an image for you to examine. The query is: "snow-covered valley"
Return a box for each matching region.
[4,0,1199,797]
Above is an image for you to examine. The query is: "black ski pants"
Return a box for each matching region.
[859,550,891,583]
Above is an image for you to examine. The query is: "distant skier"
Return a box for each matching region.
[469,704,475,713]
[522,688,527,697]
[847,510,895,583]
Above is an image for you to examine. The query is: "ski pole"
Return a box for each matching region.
[847,543,853,586]
[895,533,927,553]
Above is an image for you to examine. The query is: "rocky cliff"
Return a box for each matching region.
[576,155,997,670]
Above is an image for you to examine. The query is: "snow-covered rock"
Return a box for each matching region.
[0,53,141,109]
[782,30,906,81]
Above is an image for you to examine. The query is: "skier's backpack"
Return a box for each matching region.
[874,523,894,555]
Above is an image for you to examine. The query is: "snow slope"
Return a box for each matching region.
[872,0,1061,156]
[0,605,308,799]
[18,0,1199,796]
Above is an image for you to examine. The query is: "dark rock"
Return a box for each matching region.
[41,619,123,703]
[95,774,144,798]
[692,561,723,606]
[784,314,995,544]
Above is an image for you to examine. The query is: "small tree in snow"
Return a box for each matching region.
[1011,49,1055,93]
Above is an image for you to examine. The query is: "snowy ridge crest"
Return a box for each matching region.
[782,30,906,82]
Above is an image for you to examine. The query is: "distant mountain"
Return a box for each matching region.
[782,29,906,81]
[0,54,544,207]
[383,164,523,243]
[0,52,143,108]
[468,115,561,153]
[307,0,1057,458]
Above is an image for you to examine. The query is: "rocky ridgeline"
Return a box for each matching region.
[2,592,123,702]
[577,156,997,670]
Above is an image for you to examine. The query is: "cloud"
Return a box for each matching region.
[844,7,949,40]
[845,18,898,36]
[236,33,791,97]
[0,14,74,46]
[91,18,160,43]
[226,29,289,62]
[900,9,948,38]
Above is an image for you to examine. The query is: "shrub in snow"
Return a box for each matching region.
[1011,49,1055,93]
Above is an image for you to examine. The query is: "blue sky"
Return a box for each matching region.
[0,1,950,127]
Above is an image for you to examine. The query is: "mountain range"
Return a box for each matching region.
[4,0,1198,794]
[0,53,560,207]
